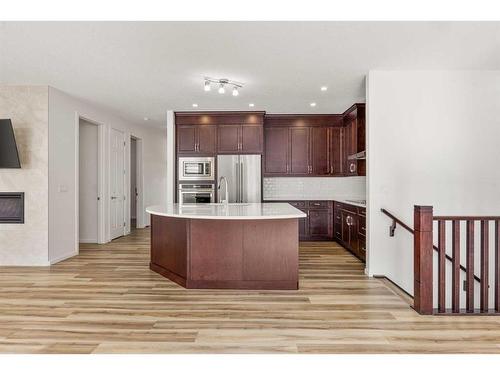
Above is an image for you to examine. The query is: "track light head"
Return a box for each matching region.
[232,86,239,96]
[218,83,225,94]
[204,81,211,91]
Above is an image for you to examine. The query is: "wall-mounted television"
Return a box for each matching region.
[0,119,21,168]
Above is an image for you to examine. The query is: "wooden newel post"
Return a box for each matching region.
[414,205,434,315]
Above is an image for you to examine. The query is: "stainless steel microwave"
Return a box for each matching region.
[178,157,215,181]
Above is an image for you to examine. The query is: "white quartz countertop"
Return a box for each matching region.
[146,203,307,220]
[264,197,366,208]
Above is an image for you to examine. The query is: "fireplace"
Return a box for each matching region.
[0,193,24,224]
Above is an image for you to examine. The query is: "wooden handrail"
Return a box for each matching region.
[381,208,415,235]
[381,208,481,283]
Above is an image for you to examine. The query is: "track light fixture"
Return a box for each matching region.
[204,77,244,96]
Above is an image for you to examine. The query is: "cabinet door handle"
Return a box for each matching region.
[349,163,356,173]
[330,165,333,174]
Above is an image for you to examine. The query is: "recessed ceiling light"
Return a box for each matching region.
[143,117,149,121]
[321,86,328,91]
[192,104,198,108]
[310,102,317,107]
[249,103,255,107]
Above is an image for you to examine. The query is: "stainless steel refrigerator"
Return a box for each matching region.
[217,155,261,203]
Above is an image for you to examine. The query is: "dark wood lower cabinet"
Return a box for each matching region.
[334,201,365,261]
[272,201,333,241]
[269,200,365,262]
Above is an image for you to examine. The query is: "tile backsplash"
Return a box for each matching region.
[263,176,366,200]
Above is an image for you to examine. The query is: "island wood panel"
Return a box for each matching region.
[189,219,244,281]
[242,219,298,281]
[150,215,299,290]
[150,214,188,279]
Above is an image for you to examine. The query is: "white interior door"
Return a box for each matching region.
[110,128,125,239]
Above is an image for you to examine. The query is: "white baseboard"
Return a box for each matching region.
[79,238,98,243]
[50,251,78,265]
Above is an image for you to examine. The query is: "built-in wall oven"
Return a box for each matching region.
[178,157,214,181]
[178,183,215,204]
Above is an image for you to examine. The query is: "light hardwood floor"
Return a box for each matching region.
[1,227,500,354]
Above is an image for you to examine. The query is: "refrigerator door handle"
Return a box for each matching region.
[240,161,244,203]
[235,162,239,203]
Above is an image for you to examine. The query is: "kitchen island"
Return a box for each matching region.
[146,203,306,290]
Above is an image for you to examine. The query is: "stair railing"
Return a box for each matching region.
[382,206,500,315]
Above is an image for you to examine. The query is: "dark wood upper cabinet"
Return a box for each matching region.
[343,103,365,176]
[218,124,263,154]
[311,127,329,175]
[217,124,240,153]
[240,125,263,153]
[263,114,349,177]
[197,125,216,154]
[344,117,357,175]
[289,127,310,174]
[176,111,264,156]
[177,125,216,155]
[264,127,289,174]
[177,126,197,153]
[329,127,344,176]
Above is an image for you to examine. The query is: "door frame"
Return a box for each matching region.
[128,135,145,230]
[75,114,106,253]
[109,127,127,240]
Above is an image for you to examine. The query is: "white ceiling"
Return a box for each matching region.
[1,22,499,127]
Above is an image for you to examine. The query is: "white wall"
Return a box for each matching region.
[166,110,175,204]
[79,119,98,243]
[48,87,167,264]
[367,71,500,305]
[263,176,366,201]
[0,86,49,266]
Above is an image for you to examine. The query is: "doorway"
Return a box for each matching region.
[78,118,101,243]
[130,137,138,229]
[110,128,126,240]
[129,135,144,230]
